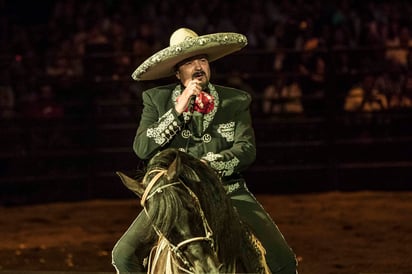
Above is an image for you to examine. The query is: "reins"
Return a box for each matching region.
[141,169,168,207]
[140,168,217,273]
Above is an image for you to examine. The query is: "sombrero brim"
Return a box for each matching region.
[132,32,248,81]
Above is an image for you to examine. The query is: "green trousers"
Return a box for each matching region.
[227,181,297,273]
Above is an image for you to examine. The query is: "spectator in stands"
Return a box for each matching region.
[46,53,76,79]
[24,82,64,119]
[4,0,412,142]
[244,1,267,49]
[0,71,15,119]
[23,82,66,149]
[262,76,303,115]
[385,25,412,69]
[225,70,259,114]
[375,60,406,109]
[330,26,356,74]
[344,73,388,112]
[111,27,297,274]
[399,72,412,109]
[298,49,327,117]
[131,36,153,71]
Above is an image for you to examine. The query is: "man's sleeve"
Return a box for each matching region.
[201,93,256,177]
[133,91,184,160]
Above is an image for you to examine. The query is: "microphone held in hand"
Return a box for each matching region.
[192,110,203,138]
[187,95,196,113]
[187,94,202,138]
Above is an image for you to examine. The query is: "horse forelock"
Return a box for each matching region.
[142,170,185,238]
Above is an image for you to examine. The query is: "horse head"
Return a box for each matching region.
[117,148,269,273]
[116,149,222,273]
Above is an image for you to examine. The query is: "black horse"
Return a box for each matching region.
[117,148,269,273]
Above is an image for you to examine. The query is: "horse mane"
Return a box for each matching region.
[140,149,243,265]
[136,165,188,243]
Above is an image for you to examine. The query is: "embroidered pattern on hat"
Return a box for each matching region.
[132,33,247,80]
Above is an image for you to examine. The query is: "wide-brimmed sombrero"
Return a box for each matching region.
[132,28,248,81]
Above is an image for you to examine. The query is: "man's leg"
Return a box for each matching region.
[229,184,297,274]
[112,211,154,273]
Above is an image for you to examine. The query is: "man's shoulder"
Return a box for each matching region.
[144,84,176,94]
[142,84,176,99]
[214,84,251,102]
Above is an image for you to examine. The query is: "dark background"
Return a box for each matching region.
[1,2,412,273]
[1,0,412,205]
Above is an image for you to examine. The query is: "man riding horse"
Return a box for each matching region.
[112,27,298,273]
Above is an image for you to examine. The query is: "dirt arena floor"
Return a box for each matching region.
[0,191,411,274]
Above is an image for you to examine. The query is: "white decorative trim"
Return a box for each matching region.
[217,122,235,142]
[181,129,191,139]
[202,133,212,143]
[210,157,240,176]
[202,152,223,162]
[225,182,241,194]
[132,32,248,80]
[202,152,240,177]
[203,84,219,131]
[146,109,180,145]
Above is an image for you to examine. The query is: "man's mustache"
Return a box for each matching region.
[192,71,205,78]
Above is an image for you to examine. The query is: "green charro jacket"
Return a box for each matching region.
[133,83,256,181]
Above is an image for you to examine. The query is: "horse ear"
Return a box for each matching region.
[166,152,181,180]
[116,171,145,198]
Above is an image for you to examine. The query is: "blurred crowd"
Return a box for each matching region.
[1,0,412,120]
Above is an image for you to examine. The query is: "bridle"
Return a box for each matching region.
[141,169,218,273]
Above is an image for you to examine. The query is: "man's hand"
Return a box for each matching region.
[175,79,202,114]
